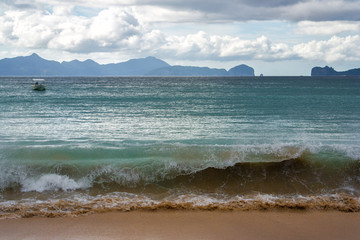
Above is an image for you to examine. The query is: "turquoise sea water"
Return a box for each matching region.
[0,76,359,217]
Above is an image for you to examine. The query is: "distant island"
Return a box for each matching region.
[311,66,360,76]
[0,53,255,77]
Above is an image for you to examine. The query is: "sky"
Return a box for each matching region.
[0,0,360,75]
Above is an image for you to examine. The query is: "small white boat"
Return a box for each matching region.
[32,79,46,91]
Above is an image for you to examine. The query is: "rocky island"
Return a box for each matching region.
[311,66,360,76]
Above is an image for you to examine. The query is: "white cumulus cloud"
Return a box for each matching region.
[159,32,360,63]
[0,7,155,53]
[160,33,296,61]
[293,35,360,62]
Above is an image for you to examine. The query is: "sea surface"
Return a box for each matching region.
[0,76,360,218]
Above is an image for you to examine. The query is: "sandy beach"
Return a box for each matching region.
[1,210,360,240]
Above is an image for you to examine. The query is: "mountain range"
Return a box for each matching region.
[0,53,255,76]
[311,66,360,76]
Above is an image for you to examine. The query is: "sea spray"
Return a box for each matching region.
[21,174,90,192]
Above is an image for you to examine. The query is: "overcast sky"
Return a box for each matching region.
[1,0,360,75]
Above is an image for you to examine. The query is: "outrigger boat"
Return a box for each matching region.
[32,79,46,91]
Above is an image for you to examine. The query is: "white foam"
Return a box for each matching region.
[21,174,90,192]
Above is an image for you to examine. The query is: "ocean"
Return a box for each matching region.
[0,76,359,218]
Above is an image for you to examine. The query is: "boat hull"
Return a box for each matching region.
[33,84,46,91]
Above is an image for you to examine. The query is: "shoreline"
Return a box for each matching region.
[1,210,360,239]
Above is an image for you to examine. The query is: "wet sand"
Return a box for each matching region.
[1,211,360,240]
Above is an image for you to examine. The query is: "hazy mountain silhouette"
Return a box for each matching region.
[0,53,63,75]
[0,53,255,76]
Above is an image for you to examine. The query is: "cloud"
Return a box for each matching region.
[117,0,360,22]
[279,0,360,21]
[296,21,360,35]
[0,10,55,48]
[293,35,360,62]
[157,32,360,63]
[0,7,152,53]
[159,32,297,61]
[2,0,360,22]
[0,4,360,64]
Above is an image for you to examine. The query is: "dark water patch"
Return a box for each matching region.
[157,158,360,195]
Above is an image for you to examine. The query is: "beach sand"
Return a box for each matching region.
[1,211,360,240]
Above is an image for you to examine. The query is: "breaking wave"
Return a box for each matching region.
[0,143,359,195]
[1,143,359,218]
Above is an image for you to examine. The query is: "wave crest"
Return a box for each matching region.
[21,174,90,192]
[0,144,359,195]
